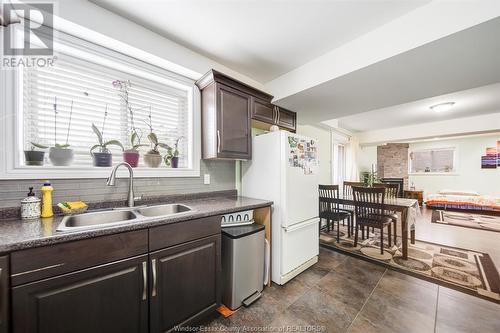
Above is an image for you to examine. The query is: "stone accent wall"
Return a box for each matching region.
[377,143,409,189]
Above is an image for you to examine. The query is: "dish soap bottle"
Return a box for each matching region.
[41,181,54,218]
[20,187,41,219]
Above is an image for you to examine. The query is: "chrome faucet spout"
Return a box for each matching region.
[106,162,137,207]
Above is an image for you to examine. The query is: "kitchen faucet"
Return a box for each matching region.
[106,162,141,207]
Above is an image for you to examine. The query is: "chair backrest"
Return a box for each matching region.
[343,181,364,197]
[318,184,340,215]
[373,183,399,198]
[352,186,386,219]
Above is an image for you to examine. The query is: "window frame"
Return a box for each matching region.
[0,29,201,179]
[408,146,459,176]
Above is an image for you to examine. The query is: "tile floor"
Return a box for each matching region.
[202,247,500,333]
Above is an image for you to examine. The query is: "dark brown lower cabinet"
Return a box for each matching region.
[0,256,9,333]
[12,255,149,333]
[150,235,221,333]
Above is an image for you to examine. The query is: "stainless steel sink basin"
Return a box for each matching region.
[57,210,138,232]
[56,203,193,232]
[136,204,191,217]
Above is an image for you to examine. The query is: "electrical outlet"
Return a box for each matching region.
[204,174,210,185]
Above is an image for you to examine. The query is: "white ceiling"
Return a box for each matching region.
[275,17,500,128]
[337,83,500,132]
[91,0,429,82]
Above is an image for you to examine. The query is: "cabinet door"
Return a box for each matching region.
[12,255,149,333]
[251,97,275,124]
[277,107,297,131]
[216,83,252,159]
[150,235,220,333]
[0,256,9,333]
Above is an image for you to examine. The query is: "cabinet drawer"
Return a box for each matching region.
[10,230,148,286]
[149,216,220,251]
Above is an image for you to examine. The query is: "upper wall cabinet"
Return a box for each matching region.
[251,103,297,132]
[196,70,274,160]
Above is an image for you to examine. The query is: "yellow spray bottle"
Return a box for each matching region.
[41,181,54,218]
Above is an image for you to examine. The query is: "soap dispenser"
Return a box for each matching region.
[21,187,41,219]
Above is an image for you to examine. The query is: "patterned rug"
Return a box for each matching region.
[431,209,500,233]
[320,225,500,303]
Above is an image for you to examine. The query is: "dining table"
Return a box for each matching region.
[320,195,420,260]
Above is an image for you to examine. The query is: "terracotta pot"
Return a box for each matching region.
[24,151,45,166]
[123,150,140,167]
[92,152,112,167]
[171,156,179,168]
[49,147,74,166]
[144,153,162,168]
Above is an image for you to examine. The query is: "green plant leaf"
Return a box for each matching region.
[132,144,148,150]
[91,123,103,146]
[147,132,158,144]
[157,143,171,150]
[90,144,101,154]
[104,140,124,151]
[55,143,70,148]
[131,131,138,146]
[31,142,48,149]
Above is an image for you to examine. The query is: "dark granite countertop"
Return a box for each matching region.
[0,195,272,254]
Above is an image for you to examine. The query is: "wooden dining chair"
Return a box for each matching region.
[373,183,399,244]
[319,185,352,242]
[352,186,393,254]
[342,181,363,226]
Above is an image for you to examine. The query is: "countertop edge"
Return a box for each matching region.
[0,197,273,254]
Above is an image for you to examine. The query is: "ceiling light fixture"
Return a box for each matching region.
[430,102,455,113]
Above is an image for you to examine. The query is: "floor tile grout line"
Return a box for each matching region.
[345,268,387,332]
[434,286,440,333]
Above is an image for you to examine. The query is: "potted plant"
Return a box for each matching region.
[24,142,48,166]
[113,80,147,168]
[49,98,74,166]
[164,136,183,168]
[144,132,170,168]
[123,132,146,167]
[90,107,123,167]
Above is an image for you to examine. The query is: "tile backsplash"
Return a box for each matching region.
[0,160,235,208]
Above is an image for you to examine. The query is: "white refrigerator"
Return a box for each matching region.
[242,131,319,285]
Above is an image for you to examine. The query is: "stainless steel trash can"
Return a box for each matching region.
[221,224,265,310]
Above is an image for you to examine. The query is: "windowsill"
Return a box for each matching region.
[409,172,459,176]
[0,165,200,179]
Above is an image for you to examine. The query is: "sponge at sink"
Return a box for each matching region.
[57,201,88,214]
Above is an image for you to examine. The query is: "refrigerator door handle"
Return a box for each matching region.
[283,218,319,233]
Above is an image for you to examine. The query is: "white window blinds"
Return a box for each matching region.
[410,148,455,173]
[23,52,190,168]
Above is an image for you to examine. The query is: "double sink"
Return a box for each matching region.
[57,203,193,232]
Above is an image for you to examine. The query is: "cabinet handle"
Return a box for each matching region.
[217,130,221,154]
[142,261,147,301]
[151,259,157,297]
[277,108,280,124]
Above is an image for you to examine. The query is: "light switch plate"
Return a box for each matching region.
[204,174,210,185]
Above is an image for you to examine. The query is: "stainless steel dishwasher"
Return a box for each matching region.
[221,223,265,310]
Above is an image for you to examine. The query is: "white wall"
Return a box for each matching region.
[409,135,500,198]
[296,125,331,185]
[357,145,377,173]
[49,0,266,89]
[356,134,500,197]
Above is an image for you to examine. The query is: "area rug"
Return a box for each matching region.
[320,225,500,304]
[431,209,500,233]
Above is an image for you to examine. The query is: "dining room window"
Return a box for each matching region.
[409,147,456,173]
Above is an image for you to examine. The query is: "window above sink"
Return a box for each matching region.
[0,29,201,179]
